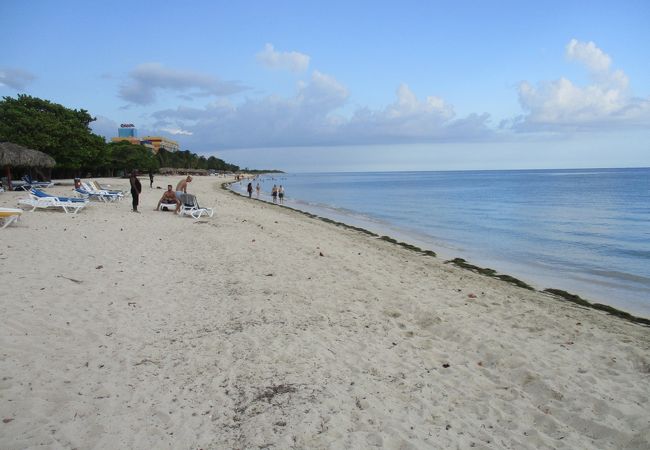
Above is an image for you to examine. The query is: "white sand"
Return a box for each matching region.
[1,176,649,449]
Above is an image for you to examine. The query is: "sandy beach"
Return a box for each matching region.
[1,175,649,449]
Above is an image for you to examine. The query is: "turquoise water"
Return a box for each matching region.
[233,168,650,317]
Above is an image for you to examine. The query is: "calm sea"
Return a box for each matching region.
[232,168,650,317]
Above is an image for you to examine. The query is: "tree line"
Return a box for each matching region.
[0,94,240,178]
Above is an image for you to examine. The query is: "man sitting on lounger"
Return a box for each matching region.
[155,185,181,212]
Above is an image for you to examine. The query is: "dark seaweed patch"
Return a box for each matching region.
[445,258,534,290]
[544,289,650,326]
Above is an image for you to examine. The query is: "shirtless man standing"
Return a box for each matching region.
[175,175,192,201]
[155,184,181,213]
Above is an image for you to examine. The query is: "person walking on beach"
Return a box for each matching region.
[271,184,278,203]
[278,185,285,204]
[129,171,142,212]
[247,182,253,198]
[149,170,154,188]
[256,183,261,198]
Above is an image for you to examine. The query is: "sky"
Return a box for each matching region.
[1,0,649,172]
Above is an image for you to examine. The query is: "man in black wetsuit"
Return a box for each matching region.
[130,171,142,212]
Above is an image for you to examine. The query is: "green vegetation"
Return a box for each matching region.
[156,148,239,172]
[0,95,105,171]
[0,94,241,176]
[242,169,285,174]
[102,141,159,175]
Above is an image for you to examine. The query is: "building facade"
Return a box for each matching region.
[140,136,180,153]
[110,124,179,155]
[118,123,138,138]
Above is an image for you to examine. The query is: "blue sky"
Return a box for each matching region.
[1,0,649,171]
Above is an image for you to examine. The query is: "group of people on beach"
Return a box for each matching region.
[153,175,193,213]
[127,171,193,213]
[246,181,284,204]
[271,184,284,204]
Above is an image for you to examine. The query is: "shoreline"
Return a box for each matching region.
[2,175,649,449]
[225,180,650,325]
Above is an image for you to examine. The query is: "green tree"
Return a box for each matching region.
[106,141,158,174]
[0,94,105,171]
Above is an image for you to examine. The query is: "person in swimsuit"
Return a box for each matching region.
[155,184,181,212]
[278,185,285,204]
[129,171,142,212]
[175,175,192,201]
[271,184,278,203]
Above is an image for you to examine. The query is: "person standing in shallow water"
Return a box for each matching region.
[278,185,285,204]
[247,182,253,198]
[271,184,278,203]
[130,171,142,212]
[256,183,261,198]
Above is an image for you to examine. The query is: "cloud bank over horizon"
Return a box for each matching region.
[515,39,650,131]
[86,40,650,152]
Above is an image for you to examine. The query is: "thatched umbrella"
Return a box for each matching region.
[0,142,56,190]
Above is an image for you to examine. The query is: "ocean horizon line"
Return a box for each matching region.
[273,166,650,175]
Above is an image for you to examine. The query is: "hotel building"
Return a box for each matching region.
[111,124,179,154]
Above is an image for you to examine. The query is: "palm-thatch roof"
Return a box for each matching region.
[0,142,56,168]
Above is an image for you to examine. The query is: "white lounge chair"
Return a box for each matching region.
[76,183,122,202]
[18,189,88,214]
[179,193,213,219]
[21,175,53,190]
[0,207,23,228]
[158,202,178,212]
[88,180,124,197]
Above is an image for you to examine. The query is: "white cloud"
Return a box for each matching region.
[150,74,491,149]
[566,39,611,73]
[0,67,36,90]
[516,39,650,131]
[340,84,466,143]
[89,115,118,139]
[119,63,247,105]
[385,84,454,120]
[256,43,310,72]
[161,127,193,136]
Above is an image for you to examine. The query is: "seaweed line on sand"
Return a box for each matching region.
[221,181,435,256]
[221,181,649,327]
[543,289,650,326]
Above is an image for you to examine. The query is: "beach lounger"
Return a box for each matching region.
[8,180,28,191]
[20,175,53,190]
[178,193,213,219]
[0,207,23,228]
[18,188,88,214]
[75,187,116,202]
[88,180,124,196]
[76,183,122,202]
[159,202,178,211]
